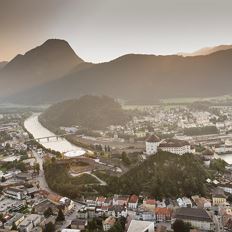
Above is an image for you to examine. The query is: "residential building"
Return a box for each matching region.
[18,214,42,232]
[4,213,24,230]
[155,208,172,222]
[212,194,227,206]
[3,187,25,200]
[128,195,139,209]
[143,199,156,211]
[102,216,116,231]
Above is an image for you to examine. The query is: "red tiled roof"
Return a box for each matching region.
[96,196,106,203]
[129,195,138,204]
[155,207,172,216]
[144,199,156,205]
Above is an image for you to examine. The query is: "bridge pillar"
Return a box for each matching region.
[47,137,49,142]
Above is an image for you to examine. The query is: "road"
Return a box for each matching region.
[31,150,55,194]
[70,171,107,186]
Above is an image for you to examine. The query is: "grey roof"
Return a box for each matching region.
[175,208,213,222]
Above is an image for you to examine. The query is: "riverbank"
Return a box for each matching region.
[24,114,85,156]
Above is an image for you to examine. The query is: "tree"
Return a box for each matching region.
[44,222,55,232]
[121,152,131,166]
[56,208,65,221]
[227,195,232,203]
[34,163,40,173]
[210,158,227,173]
[44,207,53,218]
[1,176,6,182]
[173,219,191,232]
[11,222,17,230]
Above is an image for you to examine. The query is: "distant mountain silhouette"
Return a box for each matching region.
[0,39,83,98]
[0,61,8,70]
[1,40,232,105]
[178,44,232,57]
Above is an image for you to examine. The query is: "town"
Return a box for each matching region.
[1,101,232,232]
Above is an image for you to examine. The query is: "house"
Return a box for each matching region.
[128,195,139,209]
[4,213,24,230]
[159,139,191,155]
[102,216,116,231]
[59,197,75,212]
[70,219,87,231]
[108,205,127,218]
[191,196,211,209]
[218,183,232,194]
[85,197,96,206]
[33,199,58,215]
[212,193,227,206]
[47,193,62,205]
[155,208,172,222]
[103,197,113,207]
[18,214,42,232]
[77,207,88,219]
[135,210,155,221]
[127,220,154,232]
[146,135,161,155]
[143,199,156,211]
[113,195,129,206]
[176,197,192,208]
[173,208,214,231]
[96,196,106,206]
[3,187,25,200]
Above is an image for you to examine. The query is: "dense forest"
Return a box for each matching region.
[94,152,209,198]
[39,95,130,130]
[44,160,99,198]
[44,152,210,199]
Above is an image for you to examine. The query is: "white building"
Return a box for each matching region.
[128,195,139,209]
[145,135,161,155]
[159,139,191,155]
[177,197,192,208]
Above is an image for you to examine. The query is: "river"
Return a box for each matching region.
[24,114,85,157]
[214,153,232,165]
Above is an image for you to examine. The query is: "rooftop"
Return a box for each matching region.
[127,220,154,232]
[146,134,160,143]
[159,139,189,148]
[175,208,213,222]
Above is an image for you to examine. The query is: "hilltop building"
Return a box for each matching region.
[146,135,192,155]
[159,139,191,155]
[145,135,161,155]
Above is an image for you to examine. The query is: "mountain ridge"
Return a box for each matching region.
[0,39,83,98]
[178,44,232,57]
[1,40,232,105]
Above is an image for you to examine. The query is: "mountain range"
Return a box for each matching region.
[0,61,8,70]
[178,44,232,57]
[1,39,232,105]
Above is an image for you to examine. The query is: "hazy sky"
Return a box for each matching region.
[0,0,232,63]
